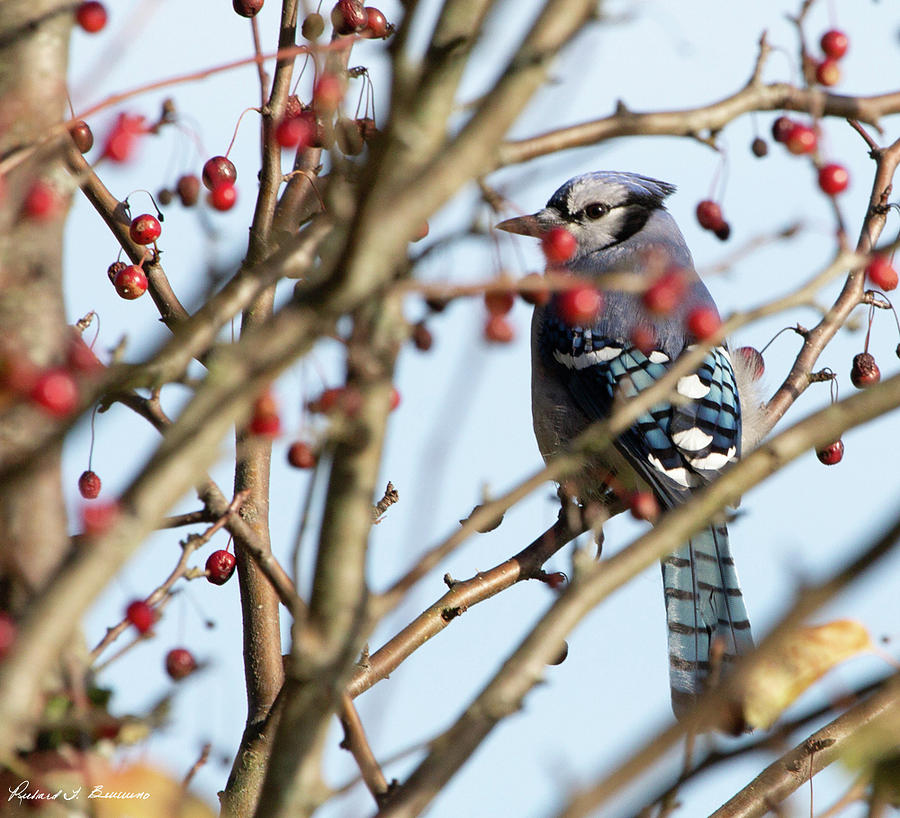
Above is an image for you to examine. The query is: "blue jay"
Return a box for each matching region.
[497,171,764,720]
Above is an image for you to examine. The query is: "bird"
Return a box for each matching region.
[496,171,765,722]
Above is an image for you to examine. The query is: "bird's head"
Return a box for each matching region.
[496,171,677,258]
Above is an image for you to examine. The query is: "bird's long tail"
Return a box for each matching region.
[661,523,753,720]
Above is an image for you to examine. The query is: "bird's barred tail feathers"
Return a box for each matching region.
[662,523,753,719]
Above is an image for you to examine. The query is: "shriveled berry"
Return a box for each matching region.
[22,181,60,220]
[412,321,433,351]
[157,188,174,206]
[301,12,325,39]
[125,600,155,634]
[208,182,237,211]
[629,491,659,522]
[287,441,317,469]
[518,272,550,306]
[206,550,236,585]
[31,368,78,417]
[713,221,731,242]
[363,7,389,37]
[484,314,515,343]
[542,571,568,590]
[114,265,148,299]
[771,116,795,144]
[357,117,378,142]
[556,283,602,326]
[78,470,101,499]
[75,1,107,33]
[751,137,768,158]
[107,260,127,283]
[785,123,817,155]
[643,268,687,315]
[233,0,263,17]
[174,174,199,207]
[736,346,765,380]
[202,156,237,190]
[686,305,721,340]
[850,352,880,388]
[331,0,367,34]
[71,120,94,153]
[695,200,723,231]
[865,255,898,291]
[541,227,576,264]
[335,117,364,155]
[820,29,849,60]
[129,213,161,245]
[816,439,844,465]
[818,163,849,195]
[815,58,840,87]
[165,648,197,680]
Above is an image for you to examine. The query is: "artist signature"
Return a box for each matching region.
[8,780,151,803]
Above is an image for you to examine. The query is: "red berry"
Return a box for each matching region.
[114,265,148,299]
[287,441,317,469]
[820,29,849,60]
[389,385,401,411]
[484,314,515,343]
[331,0,367,34]
[233,0,263,17]
[308,386,363,415]
[736,346,765,380]
[631,324,656,355]
[363,7,389,37]
[67,334,103,374]
[71,120,94,153]
[518,272,550,306]
[0,613,16,660]
[314,73,343,111]
[75,1,107,33]
[165,648,197,680]
[865,255,898,291]
[81,500,119,535]
[629,491,659,522]
[22,181,60,220]
[129,213,161,245]
[125,600,155,634]
[275,115,315,149]
[103,113,145,162]
[686,306,721,340]
[208,182,237,211]
[541,227,577,264]
[771,116,795,144]
[850,352,880,388]
[695,200,723,231]
[176,174,200,207]
[818,163,849,195]
[485,289,515,316]
[556,282,602,326]
[249,392,281,437]
[815,58,841,87]
[202,156,237,190]
[30,368,78,417]
[643,268,687,315]
[78,470,101,499]
[785,123,818,155]
[816,439,844,465]
[206,550,236,585]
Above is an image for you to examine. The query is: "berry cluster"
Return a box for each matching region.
[695,200,730,241]
[814,29,849,88]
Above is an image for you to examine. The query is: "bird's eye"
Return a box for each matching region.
[584,203,607,220]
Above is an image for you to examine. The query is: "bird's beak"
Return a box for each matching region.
[495,212,544,237]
